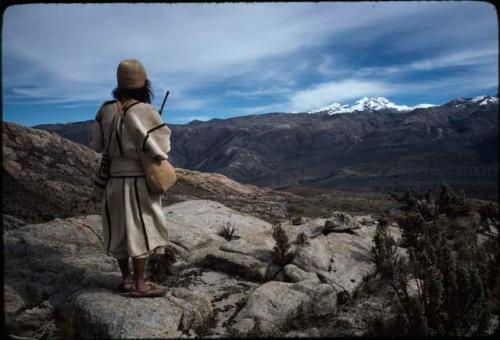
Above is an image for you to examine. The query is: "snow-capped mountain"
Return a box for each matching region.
[470,95,498,106]
[444,95,499,108]
[309,97,436,115]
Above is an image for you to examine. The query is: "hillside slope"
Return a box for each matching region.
[35,96,498,198]
[2,122,300,223]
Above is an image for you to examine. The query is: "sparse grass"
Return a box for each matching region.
[218,221,236,241]
[282,186,393,218]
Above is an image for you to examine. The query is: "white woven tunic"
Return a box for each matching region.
[90,100,171,259]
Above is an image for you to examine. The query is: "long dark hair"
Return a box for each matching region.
[112,79,154,103]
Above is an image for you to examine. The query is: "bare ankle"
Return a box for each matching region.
[135,281,147,291]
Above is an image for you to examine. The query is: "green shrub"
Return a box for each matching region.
[373,185,498,336]
[147,246,176,282]
[218,221,236,241]
[271,224,295,267]
[372,221,397,279]
[295,232,308,246]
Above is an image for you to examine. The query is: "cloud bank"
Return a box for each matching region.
[2,2,498,125]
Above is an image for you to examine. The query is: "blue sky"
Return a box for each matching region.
[2,2,498,126]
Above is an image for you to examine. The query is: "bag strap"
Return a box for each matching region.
[117,99,152,158]
[102,100,129,158]
[122,99,140,118]
[100,102,116,158]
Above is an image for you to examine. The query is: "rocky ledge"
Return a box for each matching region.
[4,199,398,338]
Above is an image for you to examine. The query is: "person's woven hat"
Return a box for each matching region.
[117,59,148,89]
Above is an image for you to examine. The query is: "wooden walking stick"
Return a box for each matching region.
[159,90,170,115]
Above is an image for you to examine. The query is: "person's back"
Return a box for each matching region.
[89,59,171,298]
[92,100,171,177]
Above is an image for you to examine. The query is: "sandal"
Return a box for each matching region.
[115,277,135,293]
[129,283,167,298]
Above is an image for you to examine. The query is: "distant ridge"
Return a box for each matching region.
[33,94,499,199]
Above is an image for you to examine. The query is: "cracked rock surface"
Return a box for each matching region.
[5,200,388,338]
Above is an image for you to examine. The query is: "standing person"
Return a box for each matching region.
[90,59,171,298]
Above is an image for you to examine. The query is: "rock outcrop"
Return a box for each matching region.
[4,199,389,338]
[2,122,101,222]
[4,213,214,338]
[228,279,338,336]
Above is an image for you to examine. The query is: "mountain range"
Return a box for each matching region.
[32,95,499,199]
[308,96,437,114]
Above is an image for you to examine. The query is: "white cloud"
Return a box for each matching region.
[3,3,479,101]
[317,55,335,75]
[409,47,497,71]
[225,87,293,98]
[2,2,498,125]
[3,3,346,98]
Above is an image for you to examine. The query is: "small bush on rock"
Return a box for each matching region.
[218,221,236,241]
[271,224,295,267]
[372,219,397,280]
[147,246,177,283]
[295,232,308,246]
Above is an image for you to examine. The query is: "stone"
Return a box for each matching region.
[228,318,255,336]
[72,288,212,338]
[406,278,423,299]
[320,225,378,293]
[165,269,258,337]
[2,122,101,221]
[285,327,321,337]
[3,205,219,338]
[165,214,226,253]
[4,199,390,337]
[283,264,319,283]
[333,317,356,336]
[284,218,328,240]
[201,249,268,282]
[220,237,273,262]
[229,279,338,336]
[10,300,58,339]
[163,200,276,268]
[4,285,26,318]
[229,281,310,336]
[163,200,275,249]
[323,211,361,234]
[292,234,331,272]
[3,215,27,231]
[292,216,305,226]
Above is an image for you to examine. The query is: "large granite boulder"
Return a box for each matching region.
[323,211,362,234]
[5,200,389,338]
[4,209,214,338]
[228,280,337,336]
[72,287,212,338]
[163,200,276,281]
[163,199,275,251]
[281,212,401,293]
